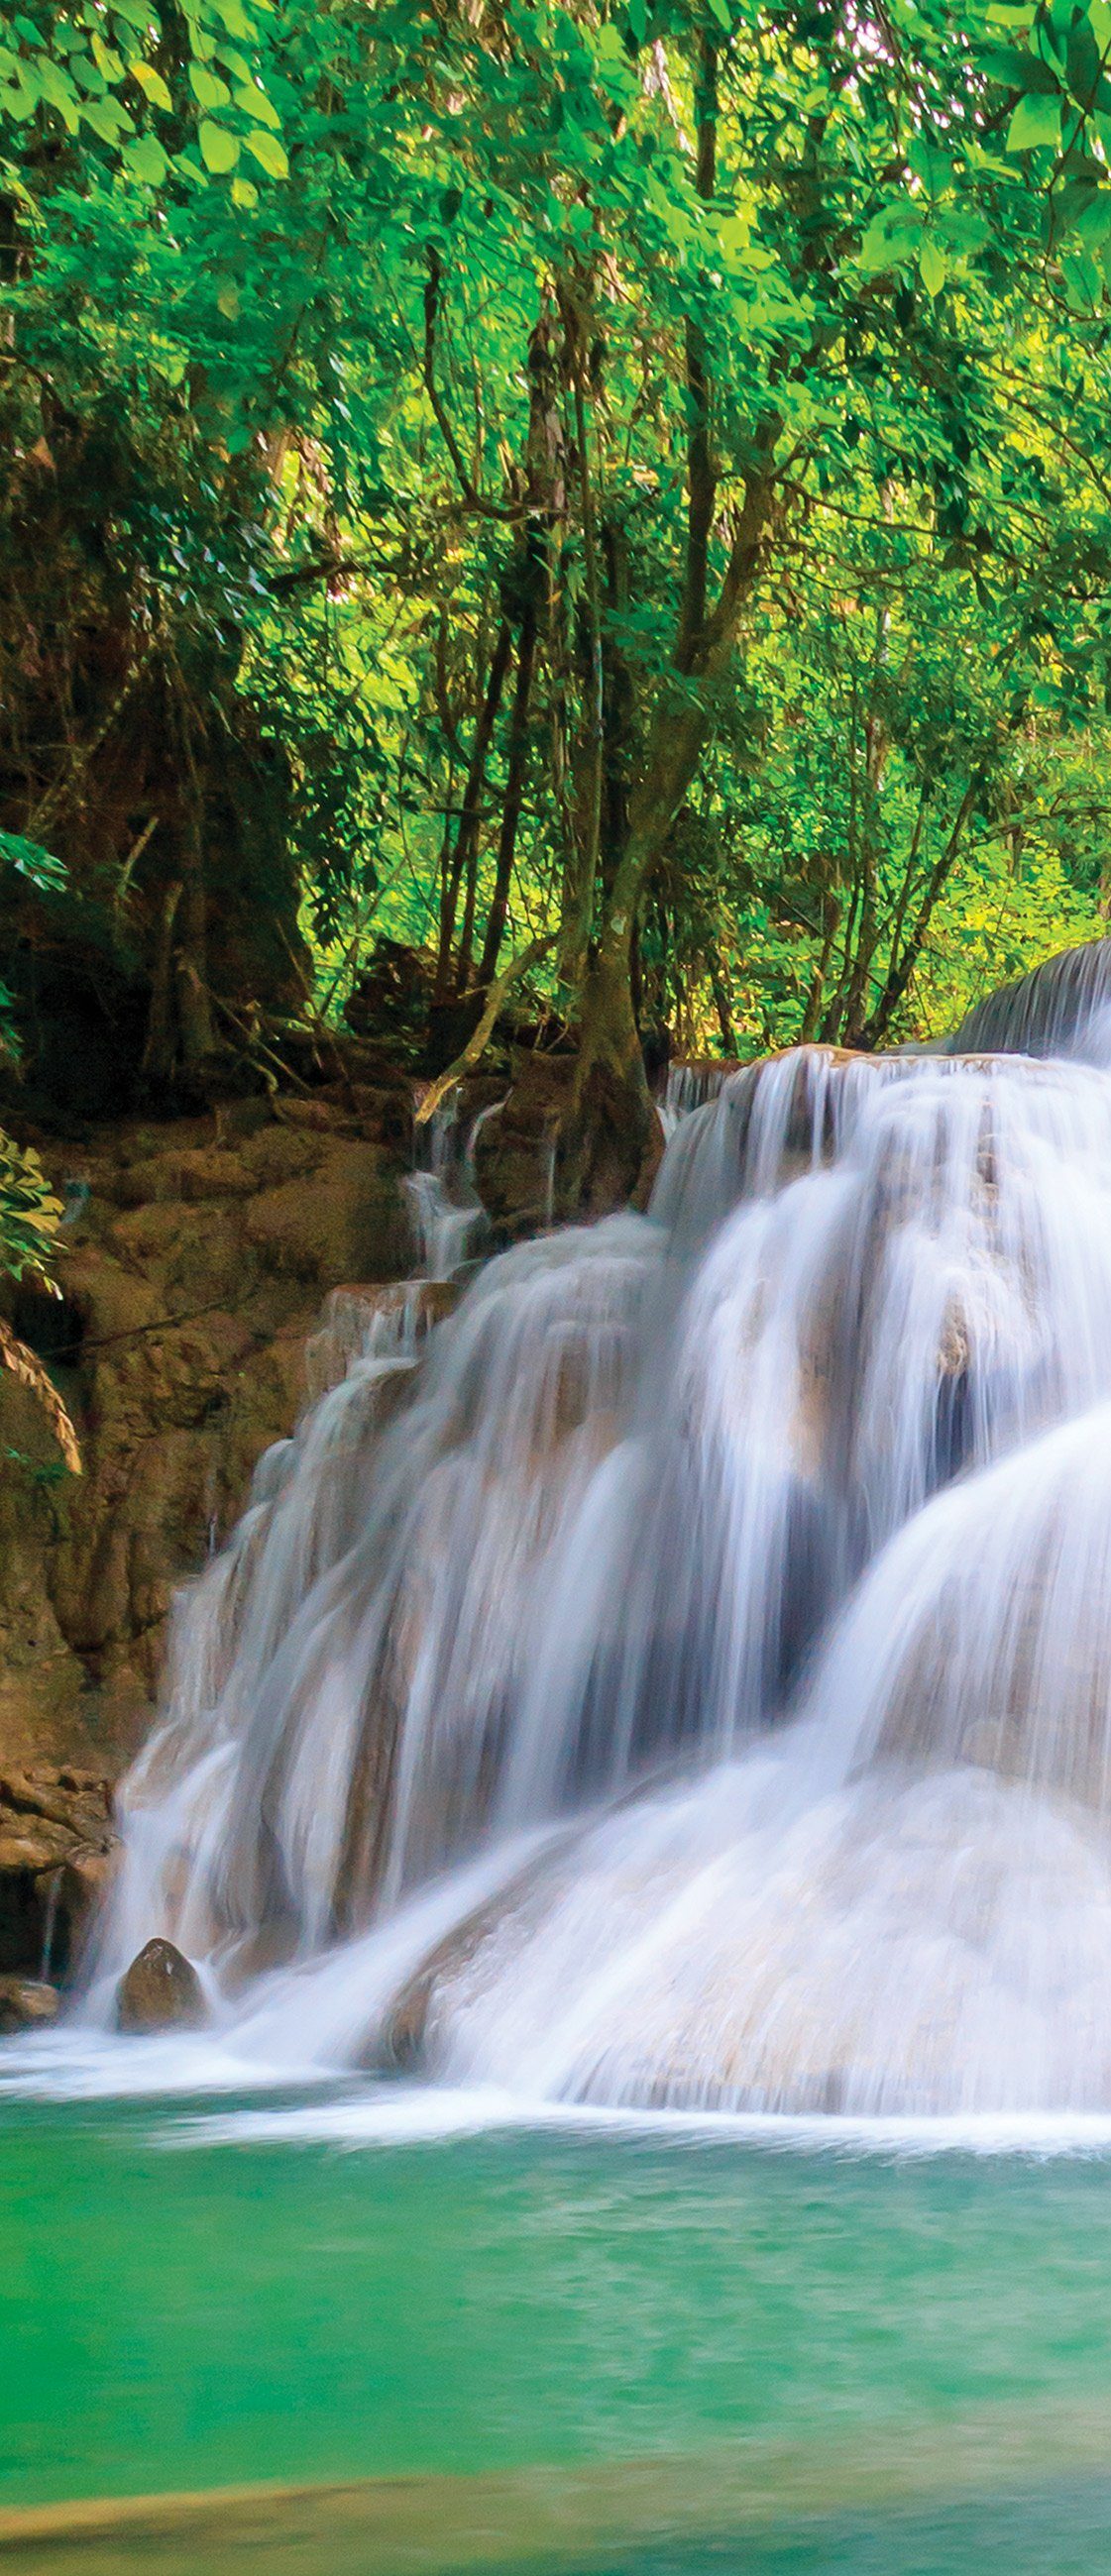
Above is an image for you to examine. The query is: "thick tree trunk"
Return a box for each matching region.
[560,455,778,1199]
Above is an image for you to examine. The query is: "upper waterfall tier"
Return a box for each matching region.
[945,931,1111,1061]
[86,1044,1111,2112]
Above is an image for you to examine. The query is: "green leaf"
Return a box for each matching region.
[35,60,81,127]
[1067,16,1102,104]
[198,115,239,168]
[919,238,946,296]
[978,41,1058,88]
[69,51,106,94]
[858,200,926,271]
[90,33,125,78]
[243,124,287,175]
[1081,198,1111,252]
[0,832,65,892]
[231,77,278,126]
[189,61,231,107]
[173,143,209,183]
[1061,244,1104,306]
[132,60,173,110]
[122,129,167,180]
[3,68,42,118]
[1006,90,1062,147]
[81,92,135,139]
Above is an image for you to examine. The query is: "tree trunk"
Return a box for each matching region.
[176,815,215,1069]
[434,617,512,1003]
[476,602,538,991]
[709,954,736,1056]
[861,777,981,1047]
[143,880,182,1083]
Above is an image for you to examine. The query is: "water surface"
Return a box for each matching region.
[3,2082,1111,2570]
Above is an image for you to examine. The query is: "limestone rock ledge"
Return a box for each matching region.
[0,1085,414,1812]
[0,1763,116,1986]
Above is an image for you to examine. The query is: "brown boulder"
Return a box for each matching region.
[245,1141,408,1284]
[174,1147,256,1202]
[0,1976,58,2033]
[117,1937,206,2033]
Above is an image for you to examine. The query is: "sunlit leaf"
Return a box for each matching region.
[198,114,239,168]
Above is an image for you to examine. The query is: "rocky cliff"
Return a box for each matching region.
[0,1071,414,1989]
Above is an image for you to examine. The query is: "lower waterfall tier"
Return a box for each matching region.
[79,1045,1111,2114]
[379,1761,1111,2116]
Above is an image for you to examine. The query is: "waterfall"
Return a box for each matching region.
[84,1039,1111,2113]
[403,1098,498,1280]
[656,1057,735,1137]
[946,933,1111,1062]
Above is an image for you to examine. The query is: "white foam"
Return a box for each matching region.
[168,2087,1111,2162]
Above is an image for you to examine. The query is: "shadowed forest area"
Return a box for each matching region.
[6,0,1111,1257]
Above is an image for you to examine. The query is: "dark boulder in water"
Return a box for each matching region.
[117,1938,205,2034]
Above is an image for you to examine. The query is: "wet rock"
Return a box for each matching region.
[59,1847,118,1971]
[472,1055,572,1235]
[0,1767,118,1981]
[238,1123,321,1187]
[0,1975,59,2033]
[117,1937,206,2034]
[0,1822,71,1875]
[1,1766,113,1843]
[472,1051,661,1234]
[304,1280,459,1401]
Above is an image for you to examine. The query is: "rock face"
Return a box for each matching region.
[0,1766,116,1985]
[0,1081,413,1796]
[471,1054,662,1237]
[116,1937,205,2034]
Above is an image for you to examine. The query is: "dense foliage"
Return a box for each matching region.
[4,0,1111,1149]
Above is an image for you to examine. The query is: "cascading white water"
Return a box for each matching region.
[656,1056,735,1138]
[404,1099,499,1280]
[84,1029,1111,2113]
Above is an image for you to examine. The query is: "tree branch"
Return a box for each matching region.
[414,932,557,1127]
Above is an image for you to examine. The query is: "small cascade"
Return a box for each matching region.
[404,1098,497,1280]
[80,1037,1111,2115]
[947,933,1111,1062]
[657,1057,736,1137]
